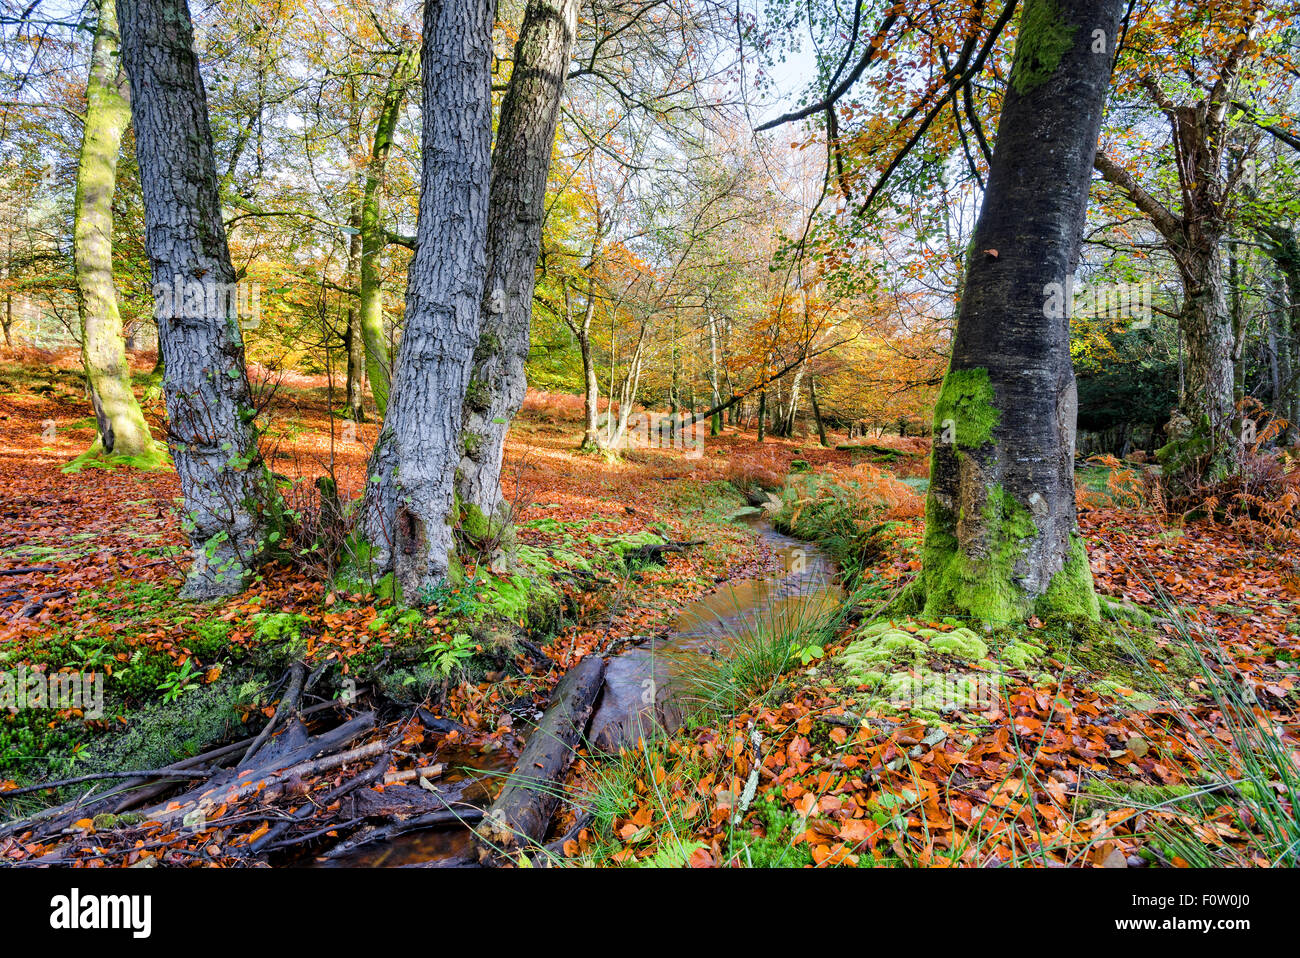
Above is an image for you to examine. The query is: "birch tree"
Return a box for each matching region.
[71,0,164,470]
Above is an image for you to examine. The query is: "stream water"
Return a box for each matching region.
[322,519,842,866]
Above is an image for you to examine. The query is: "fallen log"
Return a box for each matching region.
[475,655,606,855]
[0,566,58,576]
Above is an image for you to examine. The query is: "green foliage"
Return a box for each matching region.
[157,658,202,703]
[424,633,477,678]
[773,472,911,588]
[735,794,813,868]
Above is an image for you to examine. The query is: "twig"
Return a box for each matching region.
[1,767,214,799]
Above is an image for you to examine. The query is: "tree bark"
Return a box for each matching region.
[567,273,603,451]
[1093,28,1259,482]
[457,0,578,526]
[707,308,722,436]
[343,86,366,423]
[916,0,1123,623]
[362,0,496,593]
[72,0,163,469]
[119,0,275,599]
[1257,223,1300,443]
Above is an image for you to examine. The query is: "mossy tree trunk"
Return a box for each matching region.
[119,0,276,599]
[344,194,365,422]
[358,43,419,420]
[456,0,579,530]
[917,0,1124,624]
[362,0,495,593]
[72,0,164,469]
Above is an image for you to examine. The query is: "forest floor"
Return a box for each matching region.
[0,349,1297,867]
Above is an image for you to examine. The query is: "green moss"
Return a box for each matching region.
[459,500,491,543]
[929,629,989,661]
[1074,780,1218,815]
[1089,679,1159,711]
[1010,0,1077,95]
[999,640,1046,668]
[931,366,1000,450]
[1099,596,1155,626]
[880,669,987,712]
[840,621,988,684]
[463,377,490,412]
[62,441,170,474]
[1035,533,1101,621]
[921,485,1037,623]
[72,671,254,777]
[740,795,815,868]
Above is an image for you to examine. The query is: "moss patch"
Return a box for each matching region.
[1010,0,1078,95]
[1035,533,1101,621]
[921,485,1037,623]
[931,366,999,450]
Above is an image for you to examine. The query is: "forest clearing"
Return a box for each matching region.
[0,0,1297,930]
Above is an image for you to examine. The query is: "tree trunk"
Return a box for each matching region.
[784,359,806,436]
[344,195,365,422]
[809,374,829,447]
[572,277,602,451]
[1173,247,1237,475]
[707,308,721,436]
[916,0,1123,623]
[1257,224,1300,443]
[72,0,163,469]
[1264,272,1284,421]
[119,0,275,600]
[457,0,578,527]
[361,0,496,593]
[359,44,419,420]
